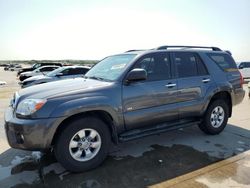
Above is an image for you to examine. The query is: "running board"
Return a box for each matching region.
[119,120,200,142]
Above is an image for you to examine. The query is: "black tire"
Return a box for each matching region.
[54,116,111,172]
[199,100,229,135]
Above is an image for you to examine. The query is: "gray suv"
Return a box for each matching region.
[4,46,245,172]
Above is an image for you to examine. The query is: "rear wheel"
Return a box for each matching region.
[199,100,229,135]
[54,116,111,172]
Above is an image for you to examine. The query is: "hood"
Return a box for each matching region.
[22,75,49,82]
[21,71,33,76]
[19,67,33,72]
[18,78,113,99]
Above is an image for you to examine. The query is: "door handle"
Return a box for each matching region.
[202,78,210,83]
[165,83,176,88]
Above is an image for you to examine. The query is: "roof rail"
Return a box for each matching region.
[125,49,146,52]
[155,45,221,51]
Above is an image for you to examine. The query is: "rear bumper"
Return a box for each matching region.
[4,107,63,151]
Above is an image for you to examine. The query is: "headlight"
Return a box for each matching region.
[16,99,47,116]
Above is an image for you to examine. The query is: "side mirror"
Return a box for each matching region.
[126,68,147,83]
[239,65,244,69]
[56,73,63,77]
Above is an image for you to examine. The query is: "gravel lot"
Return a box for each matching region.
[0,67,250,187]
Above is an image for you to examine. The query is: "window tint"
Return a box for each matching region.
[67,68,87,75]
[39,67,48,72]
[208,53,237,72]
[244,62,250,68]
[76,68,89,74]
[196,55,209,75]
[61,69,70,75]
[174,52,199,78]
[41,67,57,71]
[134,53,171,81]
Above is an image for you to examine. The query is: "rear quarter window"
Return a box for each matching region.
[207,53,237,72]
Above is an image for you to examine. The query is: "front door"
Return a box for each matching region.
[122,52,178,130]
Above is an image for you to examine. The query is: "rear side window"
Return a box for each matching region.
[208,53,237,72]
[42,67,57,71]
[174,52,208,78]
[240,62,250,68]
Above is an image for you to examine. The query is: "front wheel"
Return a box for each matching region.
[54,117,111,172]
[199,100,229,135]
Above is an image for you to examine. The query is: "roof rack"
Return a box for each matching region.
[155,45,221,51]
[125,49,146,52]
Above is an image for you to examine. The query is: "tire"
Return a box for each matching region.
[199,100,229,135]
[54,116,111,172]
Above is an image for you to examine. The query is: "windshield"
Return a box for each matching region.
[46,67,65,77]
[32,63,41,69]
[85,54,136,81]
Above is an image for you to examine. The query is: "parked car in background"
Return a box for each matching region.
[0,63,9,67]
[238,62,250,79]
[4,64,20,71]
[0,81,7,85]
[3,64,11,70]
[10,64,22,71]
[19,66,59,81]
[17,62,62,76]
[20,66,90,88]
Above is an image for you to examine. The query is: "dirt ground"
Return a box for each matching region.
[0,67,250,188]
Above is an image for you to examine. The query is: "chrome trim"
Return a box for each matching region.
[165,83,176,87]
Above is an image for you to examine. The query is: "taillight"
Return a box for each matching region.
[239,71,244,88]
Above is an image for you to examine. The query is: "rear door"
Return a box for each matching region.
[122,52,178,130]
[173,52,214,118]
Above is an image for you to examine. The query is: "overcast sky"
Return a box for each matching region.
[0,0,249,61]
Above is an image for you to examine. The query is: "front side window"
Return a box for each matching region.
[61,69,70,75]
[68,68,84,75]
[85,54,136,81]
[76,68,89,74]
[42,67,56,71]
[46,67,65,76]
[133,53,171,81]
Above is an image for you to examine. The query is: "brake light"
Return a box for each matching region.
[239,71,244,88]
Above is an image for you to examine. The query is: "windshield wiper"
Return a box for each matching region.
[85,76,111,82]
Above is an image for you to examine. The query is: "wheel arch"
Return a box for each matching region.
[51,110,119,147]
[206,91,232,117]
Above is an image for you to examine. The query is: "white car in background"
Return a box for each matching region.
[238,62,250,79]
[0,81,7,85]
[20,66,90,88]
[19,65,59,81]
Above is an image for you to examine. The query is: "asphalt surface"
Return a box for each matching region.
[0,67,250,188]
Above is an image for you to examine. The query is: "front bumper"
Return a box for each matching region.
[4,107,63,150]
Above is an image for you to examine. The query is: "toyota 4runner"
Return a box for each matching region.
[4,46,245,172]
